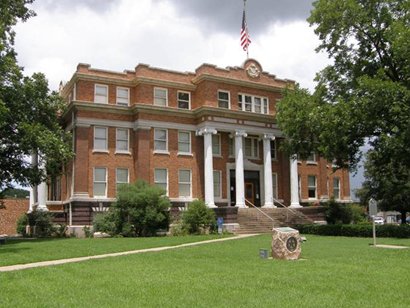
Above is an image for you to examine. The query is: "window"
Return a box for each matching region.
[308,175,317,199]
[238,93,268,114]
[95,84,108,104]
[270,139,276,160]
[228,138,235,157]
[94,127,108,151]
[116,168,129,192]
[154,169,168,194]
[178,131,191,154]
[116,87,129,106]
[93,168,107,197]
[307,152,316,163]
[177,91,190,109]
[298,175,301,200]
[245,137,259,159]
[212,134,221,156]
[333,177,340,199]
[178,169,191,197]
[154,88,167,106]
[218,91,230,109]
[272,173,278,199]
[154,129,167,152]
[116,128,129,152]
[213,170,221,198]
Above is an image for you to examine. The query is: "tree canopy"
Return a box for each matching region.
[0,0,73,190]
[277,0,410,172]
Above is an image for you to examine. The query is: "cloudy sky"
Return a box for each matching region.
[14,0,328,92]
[13,0,364,194]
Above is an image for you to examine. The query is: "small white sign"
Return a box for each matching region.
[369,198,378,217]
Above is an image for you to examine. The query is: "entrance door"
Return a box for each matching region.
[245,182,254,206]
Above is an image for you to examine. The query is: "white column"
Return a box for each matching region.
[196,128,217,208]
[235,130,247,207]
[263,134,276,208]
[37,154,48,211]
[290,155,302,208]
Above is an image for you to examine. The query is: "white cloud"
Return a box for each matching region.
[14,0,327,92]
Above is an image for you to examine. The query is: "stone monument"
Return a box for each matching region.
[271,227,301,260]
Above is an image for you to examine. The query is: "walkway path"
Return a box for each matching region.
[0,234,259,273]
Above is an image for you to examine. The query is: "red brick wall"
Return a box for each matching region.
[0,199,29,235]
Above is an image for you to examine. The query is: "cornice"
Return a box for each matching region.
[134,77,196,91]
[191,74,286,93]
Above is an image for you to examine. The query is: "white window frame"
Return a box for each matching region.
[95,84,108,104]
[154,87,168,107]
[308,175,317,199]
[272,172,278,200]
[238,93,269,114]
[307,152,317,164]
[154,168,168,196]
[212,134,221,156]
[213,170,222,199]
[271,139,277,160]
[333,177,341,200]
[178,131,191,155]
[154,128,168,153]
[244,137,259,159]
[178,169,192,198]
[217,90,230,109]
[116,87,130,106]
[116,128,130,153]
[177,91,191,110]
[94,127,108,152]
[93,167,107,197]
[116,168,129,192]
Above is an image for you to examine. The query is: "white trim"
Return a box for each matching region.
[154,128,168,152]
[177,90,191,110]
[94,126,108,151]
[307,175,317,199]
[116,86,130,106]
[272,172,278,200]
[154,87,168,107]
[212,134,221,156]
[333,177,341,200]
[238,93,269,115]
[116,128,129,153]
[217,90,230,109]
[78,117,134,129]
[135,119,196,131]
[116,168,129,193]
[94,84,108,104]
[93,167,107,198]
[178,130,191,154]
[178,169,192,198]
[213,170,222,199]
[154,168,168,196]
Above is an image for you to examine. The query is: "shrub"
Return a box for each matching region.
[349,203,367,224]
[54,224,67,237]
[182,200,216,235]
[107,180,171,237]
[16,213,29,236]
[93,212,116,234]
[323,198,352,224]
[296,223,410,238]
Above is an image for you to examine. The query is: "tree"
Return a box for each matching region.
[277,0,410,171]
[358,148,410,224]
[182,200,216,234]
[0,0,73,190]
[108,180,170,237]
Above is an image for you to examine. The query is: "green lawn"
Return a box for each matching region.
[1,235,409,307]
[0,235,229,267]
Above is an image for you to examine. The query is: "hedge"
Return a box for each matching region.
[296,223,410,238]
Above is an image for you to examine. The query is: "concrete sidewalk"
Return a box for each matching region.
[0,234,258,273]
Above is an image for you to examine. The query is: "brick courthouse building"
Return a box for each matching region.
[29,59,351,227]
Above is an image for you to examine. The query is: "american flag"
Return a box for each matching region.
[240,6,251,51]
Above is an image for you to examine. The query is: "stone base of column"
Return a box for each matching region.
[289,202,302,208]
[262,202,277,208]
[235,203,247,208]
[206,203,217,208]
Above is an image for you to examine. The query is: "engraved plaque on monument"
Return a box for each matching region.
[271,227,301,260]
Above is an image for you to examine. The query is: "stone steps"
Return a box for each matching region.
[235,207,323,234]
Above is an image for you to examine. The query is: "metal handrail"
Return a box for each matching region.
[244,198,315,224]
[245,199,275,225]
